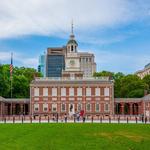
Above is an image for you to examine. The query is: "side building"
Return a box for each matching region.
[136,63,150,79]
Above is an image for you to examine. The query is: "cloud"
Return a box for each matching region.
[0,0,150,39]
[0,51,38,68]
[80,49,150,74]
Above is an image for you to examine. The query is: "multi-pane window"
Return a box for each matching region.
[52,88,57,96]
[43,103,48,112]
[86,103,91,111]
[95,88,100,96]
[95,103,100,112]
[86,88,91,96]
[61,104,66,112]
[61,88,66,96]
[52,104,57,112]
[77,104,82,111]
[69,88,74,96]
[43,88,48,96]
[34,88,39,96]
[34,104,39,111]
[77,88,82,96]
[104,103,109,112]
[104,88,110,96]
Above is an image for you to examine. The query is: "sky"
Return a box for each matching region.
[0,0,150,74]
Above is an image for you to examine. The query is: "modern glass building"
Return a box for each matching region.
[38,54,46,77]
[47,55,65,77]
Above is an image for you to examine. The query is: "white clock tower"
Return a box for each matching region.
[62,23,83,79]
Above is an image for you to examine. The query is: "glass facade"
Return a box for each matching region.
[47,55,65,77]
[39,54,46,77]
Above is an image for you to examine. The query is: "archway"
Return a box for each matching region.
[124,103,130,115]
[132,103,138,115]
[15,104,21,115]
[115,103,122,114]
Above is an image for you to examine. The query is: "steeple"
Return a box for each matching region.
[67,21,78,53]
[70,20,75,39]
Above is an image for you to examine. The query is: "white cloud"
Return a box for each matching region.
[0,51,38,68]
[80,49,150,74]
[0,0,149,39]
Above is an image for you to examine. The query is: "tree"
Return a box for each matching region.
[0,65,42,98]
[143,75,150,93]
[94,71,148,98]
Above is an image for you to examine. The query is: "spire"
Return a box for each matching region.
[71,20,74,35]
[70,20,75,39]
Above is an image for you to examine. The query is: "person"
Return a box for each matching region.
[83,116,86,123]
[77,113,80,122]
[141,114,144,123]
[56,113,58,123]
[91,116,93,123]
[64,114,67,123]
[52,114,55,122]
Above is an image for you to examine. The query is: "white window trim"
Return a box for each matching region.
[34,88,39,97]
[86,88,91,96]
[77,88,82,96]
[43,88,48,97]
[52,88,57,97]
[61,88,66,96]
[86,103,91,112]
[69,88,74,96]
[43,103,48,112]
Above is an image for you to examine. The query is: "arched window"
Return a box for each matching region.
[71,45,74,52]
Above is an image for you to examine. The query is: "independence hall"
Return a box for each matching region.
[0,26,150,118]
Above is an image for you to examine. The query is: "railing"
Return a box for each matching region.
[34,77,111,82]
[0,115,149,124]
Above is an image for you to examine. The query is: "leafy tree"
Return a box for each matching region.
[143,75,150,93]
[0,65,41,98]
[94,71,148,98]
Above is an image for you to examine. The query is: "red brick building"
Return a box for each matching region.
[30,77,114,117]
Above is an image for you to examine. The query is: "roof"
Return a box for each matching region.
[115,98,142,102]
[31,77,113,86]
[67,39,78,45]
[0,96,30,103]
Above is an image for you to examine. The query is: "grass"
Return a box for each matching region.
[0,123,150,150]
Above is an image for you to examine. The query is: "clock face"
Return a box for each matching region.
[70,59,75,66]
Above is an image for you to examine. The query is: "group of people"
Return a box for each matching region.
[51,111,86,123]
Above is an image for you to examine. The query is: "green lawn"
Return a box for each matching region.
[0,123,150,150]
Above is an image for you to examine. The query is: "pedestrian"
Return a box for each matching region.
[83,116,85,123]
[91,116,93,123]
[77,113,80,122]
[56,113,58,123]
[64,114,67,123]
[52,114,55,122]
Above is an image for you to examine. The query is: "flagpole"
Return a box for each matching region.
[10,52,13,115]
[10,52,13,99]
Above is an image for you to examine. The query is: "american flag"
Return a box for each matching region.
[10,53,13,78]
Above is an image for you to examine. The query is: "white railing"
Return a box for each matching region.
[34,77,110,81]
